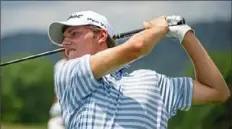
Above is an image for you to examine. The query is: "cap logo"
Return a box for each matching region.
[67,14,83,20]
[87,17,106,28]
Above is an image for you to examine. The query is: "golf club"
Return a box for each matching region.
[0,17,185,67]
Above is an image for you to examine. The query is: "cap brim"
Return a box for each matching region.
[48,20,89,47]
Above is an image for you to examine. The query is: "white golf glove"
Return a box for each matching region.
[166,15,195,44]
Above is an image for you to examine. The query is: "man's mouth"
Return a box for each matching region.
[66,48,76,56]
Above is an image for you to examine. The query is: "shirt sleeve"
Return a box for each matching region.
[54,54,102,111]
[157,73,193,117]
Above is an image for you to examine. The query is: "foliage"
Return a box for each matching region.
[1,123,47,129]
[1,54,55,123]
[168,51,232,129]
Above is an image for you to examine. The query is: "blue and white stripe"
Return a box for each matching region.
[54,54,193,129]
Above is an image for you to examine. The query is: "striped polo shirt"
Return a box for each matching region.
[54,54,193,129]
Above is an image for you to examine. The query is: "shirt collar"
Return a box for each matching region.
[110,64,130,80]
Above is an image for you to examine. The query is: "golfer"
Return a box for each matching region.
[48,11,230,129]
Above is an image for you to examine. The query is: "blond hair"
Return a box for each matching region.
[87,25,116,48]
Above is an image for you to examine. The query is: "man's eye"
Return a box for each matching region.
[72,32,80,37]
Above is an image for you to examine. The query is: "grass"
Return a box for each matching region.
[1,123,47,129]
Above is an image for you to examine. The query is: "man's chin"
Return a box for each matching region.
[68,53,81,59]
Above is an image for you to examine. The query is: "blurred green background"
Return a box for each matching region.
[1,51,231,129]
[1,1,231,129]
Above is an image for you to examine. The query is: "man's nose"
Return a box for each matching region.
[62,38,72,46]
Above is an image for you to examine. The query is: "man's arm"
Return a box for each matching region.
[182,31,230,104]
[91,17,169,79]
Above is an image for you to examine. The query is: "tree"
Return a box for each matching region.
[1,55,56,123]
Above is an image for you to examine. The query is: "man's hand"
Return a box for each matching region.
[143,16,169,34]
[166,15,194,43]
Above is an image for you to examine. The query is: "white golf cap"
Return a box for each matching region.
[48,10,114,46]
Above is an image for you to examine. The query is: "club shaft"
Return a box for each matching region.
[0,48,65,66]
[0,16,186,67]
[0,28,144,67]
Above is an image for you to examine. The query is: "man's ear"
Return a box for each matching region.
[97,30,108,45]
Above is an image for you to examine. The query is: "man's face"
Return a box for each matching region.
[62,26,99,59]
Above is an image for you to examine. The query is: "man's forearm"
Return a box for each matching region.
[182,31,229,98]
[91,22,168,80]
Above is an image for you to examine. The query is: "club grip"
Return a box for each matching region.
[167,16,186,26]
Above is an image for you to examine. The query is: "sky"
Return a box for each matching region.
[1,1,231,38]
